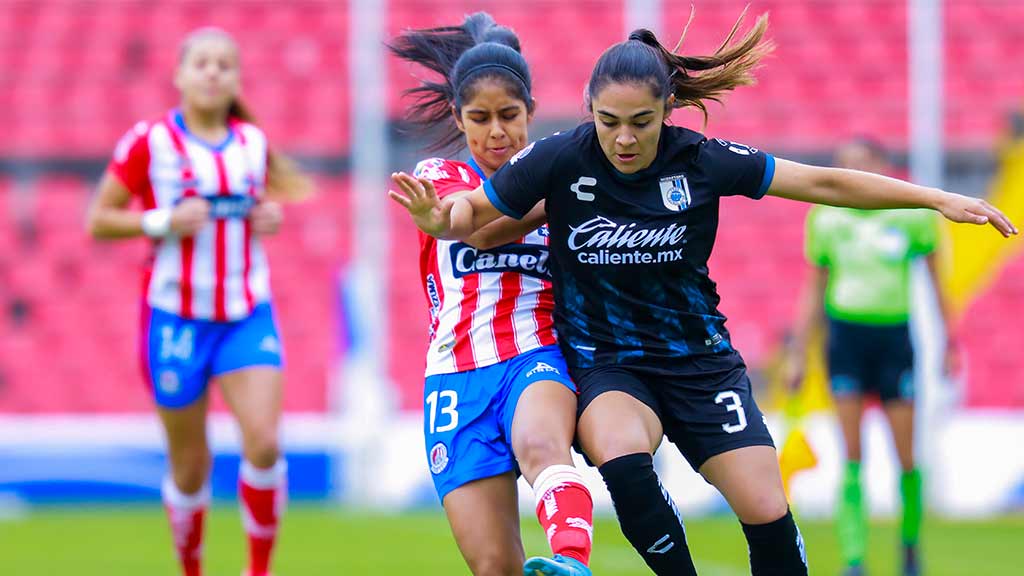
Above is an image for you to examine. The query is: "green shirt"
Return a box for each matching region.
[805,206,939,325]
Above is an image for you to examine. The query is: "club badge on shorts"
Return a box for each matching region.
[429,442,449,474]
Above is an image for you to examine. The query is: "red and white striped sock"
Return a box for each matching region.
[162,476,209,576]
[239,459,287,576]
[533,464,594,565]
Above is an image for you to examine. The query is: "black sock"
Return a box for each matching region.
[741,509,809,575]
[598,453,697,576]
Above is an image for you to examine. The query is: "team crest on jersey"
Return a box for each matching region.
[429,442,449,474]
[659,174,691,212]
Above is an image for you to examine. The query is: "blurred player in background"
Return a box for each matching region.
[786,138,959,576]
[86,28,311,576]
[392,10,1016,576]
[389,13,593,576]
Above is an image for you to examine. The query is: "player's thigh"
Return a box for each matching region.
[505,346,578,483]
[577,368,663,466]
[700,445,789,525]
[443,472,524,576]
[157,393,211,490]
[217,367,283,456]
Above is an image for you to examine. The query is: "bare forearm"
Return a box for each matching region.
[87,208,145,239]
[808,168,943,210]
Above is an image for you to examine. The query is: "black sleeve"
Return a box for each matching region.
[699,138,776,199]
[484,132,568,219]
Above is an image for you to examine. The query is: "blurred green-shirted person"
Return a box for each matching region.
[787,139,959,576]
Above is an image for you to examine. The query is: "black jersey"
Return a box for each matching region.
[485,122,774,369]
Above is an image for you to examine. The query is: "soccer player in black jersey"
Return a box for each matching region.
[391,11,1017,576]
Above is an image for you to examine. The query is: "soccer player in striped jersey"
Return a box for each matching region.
[393,11,1016,576]
[87,28,310,576]
[389,13,593,576]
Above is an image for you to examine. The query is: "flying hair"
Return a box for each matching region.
[388,12,533,151]
[587,6,774,126]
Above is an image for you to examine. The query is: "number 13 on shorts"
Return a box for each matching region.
[426,390,459,433]
[715,390,748,434]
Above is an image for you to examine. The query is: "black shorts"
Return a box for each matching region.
[826,318,915,403]
[574,351,775,472]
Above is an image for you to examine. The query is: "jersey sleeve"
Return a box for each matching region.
[107,121,152,198]
[413,158,475,199]
[804,207,831,266]
[699,138,775,199]
[908,210,940,256]
[484,134,564,219]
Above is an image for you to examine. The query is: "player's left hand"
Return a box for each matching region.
[250,200,283,235]
[936,192,1018,237]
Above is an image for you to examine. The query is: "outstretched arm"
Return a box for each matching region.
[767,159,1018,237]
[389,172,506,240]
[464,201,546,249]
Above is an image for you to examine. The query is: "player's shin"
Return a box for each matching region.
[532,464,594,565]
[598,453,697,576]
[239,459,287,576]
[162,476,209,576]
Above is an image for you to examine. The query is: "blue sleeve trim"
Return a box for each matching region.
[754,154,775,199]
[483,180,524,219]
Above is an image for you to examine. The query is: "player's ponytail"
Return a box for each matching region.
[587,7,772,126]
[388,12,534,151]
[228,98,313,203]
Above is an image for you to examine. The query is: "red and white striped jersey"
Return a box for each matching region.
[415,157,557,377]
[109,110,271,322]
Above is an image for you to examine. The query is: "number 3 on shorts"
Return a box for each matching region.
[715,390,748,434]
[426,390,459,434]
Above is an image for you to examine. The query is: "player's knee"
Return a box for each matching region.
[243,429,280,469]
[582,428,651,467]
[170,451,211,494]
[737,490,790,525]
[466,550,521,576]
[513,431,569,480]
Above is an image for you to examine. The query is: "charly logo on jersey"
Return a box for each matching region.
[568,216,688,265]
[570,176,597,202]
[714,138,758,156]
[429,442,449,474]
[449,243,551,280]
[658,173,691,212]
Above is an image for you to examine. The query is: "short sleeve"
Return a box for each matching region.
[485,134,564,219]
[108,121,152,198]
[909,210,940,256]
[700,138,775,199]
[413,158,474,199]
[804,207,830,266]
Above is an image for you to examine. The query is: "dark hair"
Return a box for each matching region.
[388,12,534,150]
[586,9,773,125]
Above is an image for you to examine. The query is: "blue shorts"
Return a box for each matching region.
[423,345,575,501]
[142,303,283,409]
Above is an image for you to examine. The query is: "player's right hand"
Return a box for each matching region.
[783,349,805,393]
[170,197,210,237]
[389,172,453,237]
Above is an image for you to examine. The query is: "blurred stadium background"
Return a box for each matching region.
[0,0,1021,574]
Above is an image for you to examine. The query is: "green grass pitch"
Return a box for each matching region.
[1,506,1020,575]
